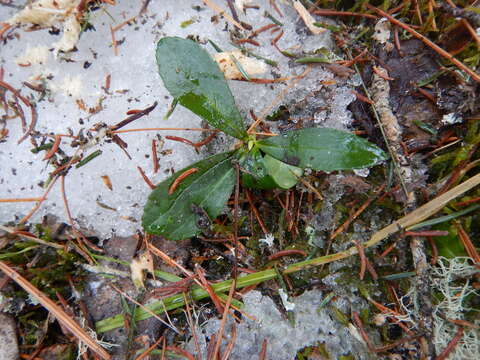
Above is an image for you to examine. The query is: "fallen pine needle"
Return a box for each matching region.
[0,197,43,203]
[168,168,198,195]
[0,225,63,249]
[135,336,164,360]
[353,240,367,280]
[112,127,218,134]
[137,166,156,190]
[212,279,236,359]
[436,327,464,360]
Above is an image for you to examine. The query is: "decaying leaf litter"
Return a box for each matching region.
[0,0,479,359]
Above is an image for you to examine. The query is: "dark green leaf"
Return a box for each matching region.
[142,152,236,240]
[258,128,387,172]
[156,37,247,139]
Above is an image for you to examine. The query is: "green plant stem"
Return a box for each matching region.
[96,268,277,332]
[295,57,330,64]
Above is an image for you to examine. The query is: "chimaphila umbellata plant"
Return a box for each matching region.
[142,37,387,241]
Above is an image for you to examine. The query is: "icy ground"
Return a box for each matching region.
[187,289,371,360]
[1,0,357,238]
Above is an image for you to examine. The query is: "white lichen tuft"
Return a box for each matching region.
[431,257,479,359]
[441,112,463,125]
[259,233,275,247]
[396,257,479,359]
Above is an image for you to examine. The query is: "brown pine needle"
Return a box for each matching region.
[455,222,480,265]
[112,127,218,134]
[352,311,375,351]
[353,240,367,280]
[183,293,202,360]
[112,16,137,33]
[196,266,224,315]
[168,168,198,195]
[0,225,63,249]
[135,336,164,360]
[313,9,378,19]
[137,166,156,190]
[151,139,160,173]
[245,190,269,234]
[221,323,237,360]
[331,184,385,240]
[19,175,59,224]
[259,339,268,360]
[212,280,236,359]
[436,327,464,360]
[43,135,61,160]
[0,197,43,203]
[110,25,118,56]
[461,19,480,47]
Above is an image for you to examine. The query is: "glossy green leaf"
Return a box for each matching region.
[240,151,278,189]
[156,37,247,139]
[240,152,302,189]
[258,128,387,172]
[263,154,303,189]
[142,152,236,240]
